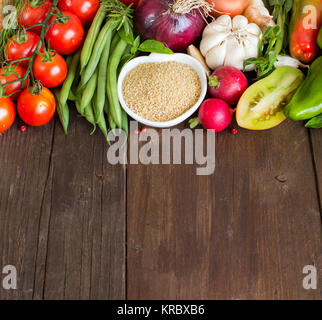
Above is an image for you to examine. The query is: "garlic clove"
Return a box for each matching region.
[200,32,228,56]
[203,21,220,37]
[206,41,227,69]
[243,38,258,59]
[223,37,245,69]
[215,15,232,28]
[245,23,262,36]
[274,55,309,68]
[232,15,249,30]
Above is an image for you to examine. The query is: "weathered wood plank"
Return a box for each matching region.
[32,108,126,300]
[310,129,322,214]
[0,120,55,300]
[127,120,322,299]
[0,108,126,300]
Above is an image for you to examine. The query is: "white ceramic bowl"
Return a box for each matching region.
[118,53,207,128]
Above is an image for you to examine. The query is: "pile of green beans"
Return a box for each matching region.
[54,5,130,141]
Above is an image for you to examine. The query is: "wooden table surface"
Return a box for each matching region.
[0,108,321,300]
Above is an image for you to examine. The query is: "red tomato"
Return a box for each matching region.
[18,0,53,34]
[120,0,139,8]
[5,31,40,68]
[45,11,84,55]
[58,0,99,27]
[33,52,67,88]
[0,65,29,100]
[0,97,16,133]
[17,87,56,126]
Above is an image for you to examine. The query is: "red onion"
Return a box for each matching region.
[135,0,210,52]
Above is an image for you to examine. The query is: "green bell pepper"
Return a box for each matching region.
[318,27,322,49]
[284,56,322,120]
[305,114,322,128]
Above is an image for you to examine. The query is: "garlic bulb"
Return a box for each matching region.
[200,15,262,71]
[274,55,308,69]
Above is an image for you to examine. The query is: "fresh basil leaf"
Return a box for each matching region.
[305,115,322,129]
[133,36,140,49]
[138,40,173,54]
[118,27,134,45]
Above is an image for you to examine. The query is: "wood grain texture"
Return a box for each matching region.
[0,120,54,300]
[0,109,126,300]
[310,129,322,214]
[127,120,322,300]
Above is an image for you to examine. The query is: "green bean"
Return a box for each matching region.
[93,100,109,144]
[104,98,116,131]
[80,6,106,72]
[76,100,96,132]
[81,20,116,87]
[121,108,128,135]
[80,69,98,115]
[110,33,120,53]
[68,90,76,102]
[60,50,81,107]
[84,104,96,134]
[53,88,69,134]
[94,32,112,122]
[107,37,128,128]
[66,55,73,67]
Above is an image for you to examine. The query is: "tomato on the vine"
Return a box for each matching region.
[58,0,99,27]
[45,11,84,55]
[0,97,16,133]
[18,0,53,34]
[17,86,56,126]
[5,31,40,68]
[33,52,67,88]
[0,65,29,100]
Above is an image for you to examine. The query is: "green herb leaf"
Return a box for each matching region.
[305,115,322,129]
[133,36,140,49]
[138,40,173,54]
[118,27,134,45]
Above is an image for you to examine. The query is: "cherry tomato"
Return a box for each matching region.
[45,11,84,55]
[5,31,40,68]
[0,97,16,133]
[0,65,29,100]
[58,0,99,27]
[33,52,67,88]
[17,87,56,126]
[120,0,139,8]
[18,0,53,34]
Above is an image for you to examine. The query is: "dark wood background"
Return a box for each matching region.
[0,108,321,300]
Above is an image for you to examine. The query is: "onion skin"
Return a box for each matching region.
[134,0,206,52]
[207,0,248,17]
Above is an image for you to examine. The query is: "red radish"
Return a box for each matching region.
[208,66,248,105]
[189,99,233,132]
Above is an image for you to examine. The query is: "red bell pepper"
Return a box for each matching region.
[289,0,322,63]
